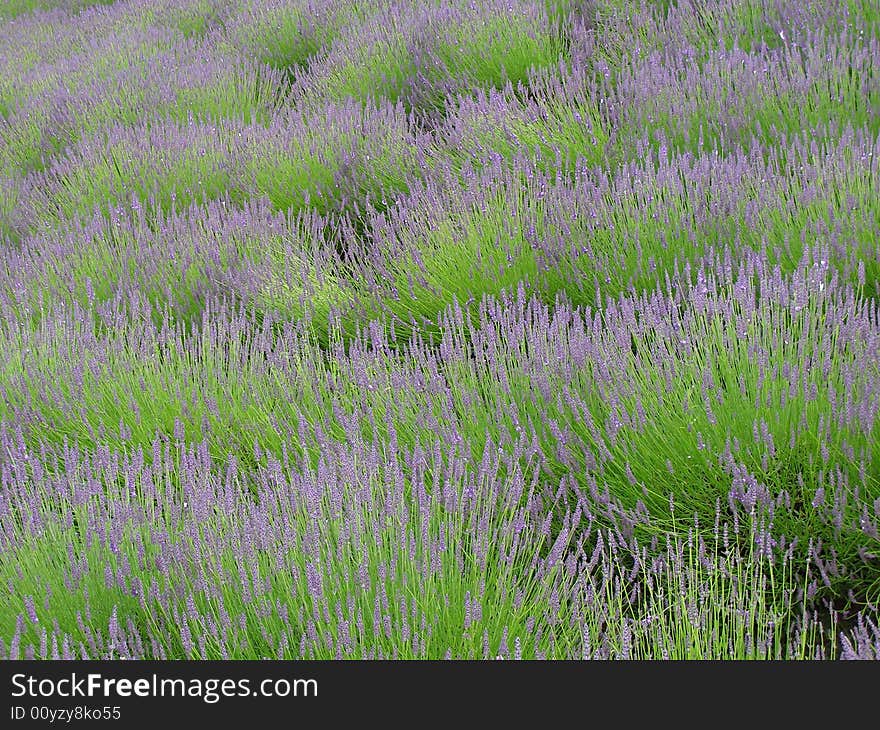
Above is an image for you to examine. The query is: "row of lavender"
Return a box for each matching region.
[2,247,879,656]
[3,1,878,239]
[1,0,879,657]
[2,125,878,341]
[2,252,879,657]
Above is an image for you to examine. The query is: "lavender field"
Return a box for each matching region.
[0,0,879,660]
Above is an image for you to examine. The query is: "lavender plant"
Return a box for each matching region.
[609,29,880,162]
[18,96,421,233]
[220,0,383,72]
[298,0,561,118]
[0,197,351,333]
[0,28,285,183]
[0,0,114,22]
[436,63,608,173]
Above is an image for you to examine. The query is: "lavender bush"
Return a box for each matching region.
[1,0,878,659]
